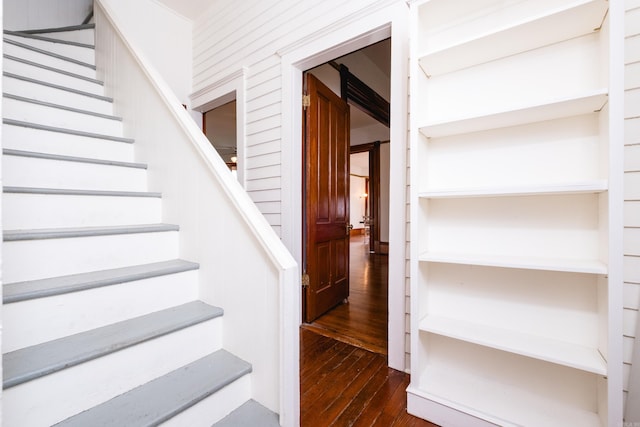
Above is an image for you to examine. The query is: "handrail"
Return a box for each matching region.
[93,1,299,425]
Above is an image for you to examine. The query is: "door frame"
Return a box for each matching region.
[350,141,382,254]
[279,2,409,371]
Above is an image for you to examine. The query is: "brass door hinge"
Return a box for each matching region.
[301,273,310,288]
[302,94,310,109]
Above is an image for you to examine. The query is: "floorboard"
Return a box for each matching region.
[303,235,388,354]
[300,329,438,427]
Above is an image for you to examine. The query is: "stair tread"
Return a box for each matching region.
[4,30,94,49]
[3,148,145,169]
[4,37,95,69]
[3,53,103,85]
[3,301,224,389]
[3,186,161,198]
[213,400,280,427]
[54,349,251,427]
[3,92,121,120]
[3,118,135,143]
[4,259,199,304]
[4,223,180,241]
[4,71,112,102]
[17,23,95,34]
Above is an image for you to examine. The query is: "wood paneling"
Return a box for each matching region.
[300,328,438,427]
[625,0,640,401]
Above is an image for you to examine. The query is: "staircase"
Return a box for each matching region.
[2,24,279,426]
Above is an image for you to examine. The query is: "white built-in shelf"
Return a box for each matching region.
[419,252,608,275]
[419,181,608,199]
[419,90,607,138]
[408,368,603,427]
[418,0,608,77]
[419,316,607,375]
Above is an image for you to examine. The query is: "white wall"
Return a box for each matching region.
[99,0,193,108]
[624,0,640,418]
[191,0,408,371]
[3,0,92,30]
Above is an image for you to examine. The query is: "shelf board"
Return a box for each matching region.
[419,181,608,198]
[420,315,607,375]
[419,90,607,138]
[419,252,607,275]
[408,369,603,427]
[418,0,608,77]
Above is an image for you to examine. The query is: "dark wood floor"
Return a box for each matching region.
[300,235,437,426]
[300,329,438,426]
[302,235,388,354]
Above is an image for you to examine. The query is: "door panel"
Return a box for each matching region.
[303,73,350,323]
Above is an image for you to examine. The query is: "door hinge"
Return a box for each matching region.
[301,273,310,288]
[302,94,310,109]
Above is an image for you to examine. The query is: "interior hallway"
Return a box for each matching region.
[302,234,388,354]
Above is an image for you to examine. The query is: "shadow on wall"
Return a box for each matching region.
[4,0,93,31]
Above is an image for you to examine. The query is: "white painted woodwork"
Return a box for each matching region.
[408,0,623,425]
[2,318,223,427]
[2,230,179,282]
[2,97,123,136]
[189,0,412,374]
[624,0,640,419]
[3,34,95,64]
[2,124,134,162]
[3,56,104,95]
[95,0,193,107]
[2,155,147,191]
[3,41,96,79]
[3,270,199,352]
[33,28,95,45]
[3,0,93,31]
[94,2,299,424]
[2,192,161,229]
[3,74,113,115]
[161,375,251,427]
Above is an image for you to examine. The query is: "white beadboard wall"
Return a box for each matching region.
[192,0,400,236]
[99,0,194,109]
[3,0,93,30]
[626,0,640,414]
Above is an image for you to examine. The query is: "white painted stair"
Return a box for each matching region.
[2,24,273,427]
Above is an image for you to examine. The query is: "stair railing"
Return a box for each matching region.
[93,2,299,426]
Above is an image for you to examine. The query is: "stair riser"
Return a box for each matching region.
[3,156,147,192]
[163,375,252,427]
[4,57,103,95]
[3,97,122,136]
[4,42,96,79]
[3,270,199,352]
[3,193,161,229]
[3,124,134,162]
[3,318,223,427]
[4,35,95,64]
[4,75,113,115]
[34,29,94,45]
[3,231,179,282]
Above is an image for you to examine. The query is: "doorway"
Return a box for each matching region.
[301,40,391,355]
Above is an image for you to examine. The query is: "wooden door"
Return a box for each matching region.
[303,73,350,323]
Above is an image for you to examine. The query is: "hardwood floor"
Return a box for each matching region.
[302,235,388,354]
[300,328,438,427]
[299,236,435,426]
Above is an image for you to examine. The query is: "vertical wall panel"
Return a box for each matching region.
[624,0,640,404]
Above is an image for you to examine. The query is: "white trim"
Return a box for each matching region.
[280,1,409,371]
[190,68,247,186]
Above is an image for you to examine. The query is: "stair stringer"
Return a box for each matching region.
[94,2,300,426]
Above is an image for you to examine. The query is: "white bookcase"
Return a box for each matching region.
[407,1,623,426]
